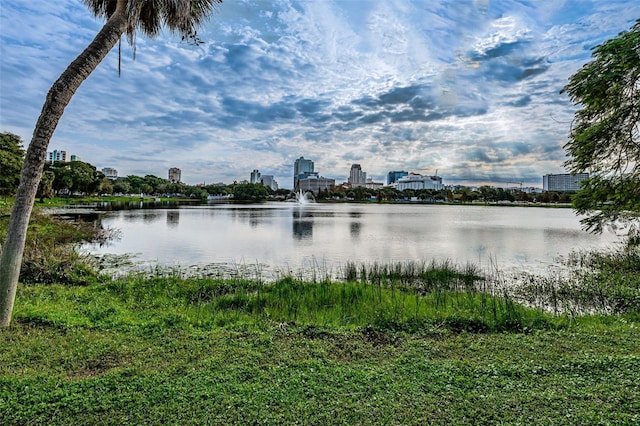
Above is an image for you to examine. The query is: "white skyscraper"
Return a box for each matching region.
[250,169,261,184]
[348,164,367,187]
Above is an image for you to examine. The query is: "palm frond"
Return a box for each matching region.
[82,0,222,41]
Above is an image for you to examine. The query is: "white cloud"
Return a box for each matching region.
[1,0,639,186]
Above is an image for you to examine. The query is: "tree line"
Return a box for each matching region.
[2,132,575,204]
[316,185,572,204]
[0,132,274,201]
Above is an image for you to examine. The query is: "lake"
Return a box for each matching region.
[83,202,622,279]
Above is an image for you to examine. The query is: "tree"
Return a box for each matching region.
[232,183,269,201]
[112,179,131,195]
[0,0,223,327]
[68,161,104,195]
[100,177,114,195]
[52,164,74,196]
[562,20,640,241]
[0,133,25,199]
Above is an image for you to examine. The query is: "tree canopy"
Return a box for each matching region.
[562,20,640,240]
[0,132,25,198]
[232,183,269,201]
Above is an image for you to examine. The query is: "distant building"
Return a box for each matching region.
[523,187,542,194]
[348,164,367,187]
[387,170,408,185]
[362,178,384,190]
[47,150,69,163]
[47,150,80,163]
[261,175,278,191]
[395,174,444,191]
[102,167,118,179]
[543,173,588,192]
[250,169,261,184]
[168,167,181,183]
[297,173,335,194]
[293,156,314,189]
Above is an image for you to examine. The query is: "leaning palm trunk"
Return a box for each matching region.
[0,4,128,327]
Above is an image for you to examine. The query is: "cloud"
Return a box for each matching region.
[1,0,639,186]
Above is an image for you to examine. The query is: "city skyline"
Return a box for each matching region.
[1,1,638,187]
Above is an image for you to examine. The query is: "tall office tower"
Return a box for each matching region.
[250,169,261,184]
[293,156,314,189]
[348,164,367,186]
[168,167,182,183]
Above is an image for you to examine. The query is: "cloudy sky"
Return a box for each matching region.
[1,1,638,188]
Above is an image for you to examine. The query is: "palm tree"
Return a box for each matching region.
[0,0,222,327]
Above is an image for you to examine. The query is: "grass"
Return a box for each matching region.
[11,271,556,334]
[1,206,639,424]
[1,267,639,424]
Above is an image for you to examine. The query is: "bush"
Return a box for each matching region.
[0,211,109,285]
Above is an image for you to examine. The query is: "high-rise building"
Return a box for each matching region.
[102,167,118,179]
[387,170,408,185]
[348,164,367,187]
[250,169,261,184]
[47,150,69,163]
[543,173,588,192]
[261,175,278,191]
[168,167,181,183]
[293,156,314,189]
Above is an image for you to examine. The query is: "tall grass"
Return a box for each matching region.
[15,260,558,334]
[512,246,640,317]
[0,211,110,285]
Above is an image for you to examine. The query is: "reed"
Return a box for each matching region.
[511,246,640,317]
[12,260,559,334]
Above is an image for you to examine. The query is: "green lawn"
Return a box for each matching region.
[1,275,638,425]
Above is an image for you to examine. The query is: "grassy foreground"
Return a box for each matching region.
[1,272,639,425]
[1,207,639,424]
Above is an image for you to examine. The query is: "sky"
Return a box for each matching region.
[1,1,638,189]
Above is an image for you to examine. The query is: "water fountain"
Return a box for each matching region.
[295,189,315,204]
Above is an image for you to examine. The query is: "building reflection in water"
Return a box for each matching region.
[142,210,161,224]
[248,210,263,228]
[350,222,361,238]
[349,210,362,238]
[166,210,180,228]
[292,208,313,240]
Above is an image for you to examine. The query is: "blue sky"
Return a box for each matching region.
[1,1,638,188]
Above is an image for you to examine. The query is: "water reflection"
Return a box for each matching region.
[350,222,361,238]
[249,210,264,228]
[166,210,180,228]
[142,211,161,224]
[96,200,186,211]
[292,208,313,240]
[83,203,621,277]
[228,207,276,228]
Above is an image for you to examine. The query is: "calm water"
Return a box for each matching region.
[83,202,622,277]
